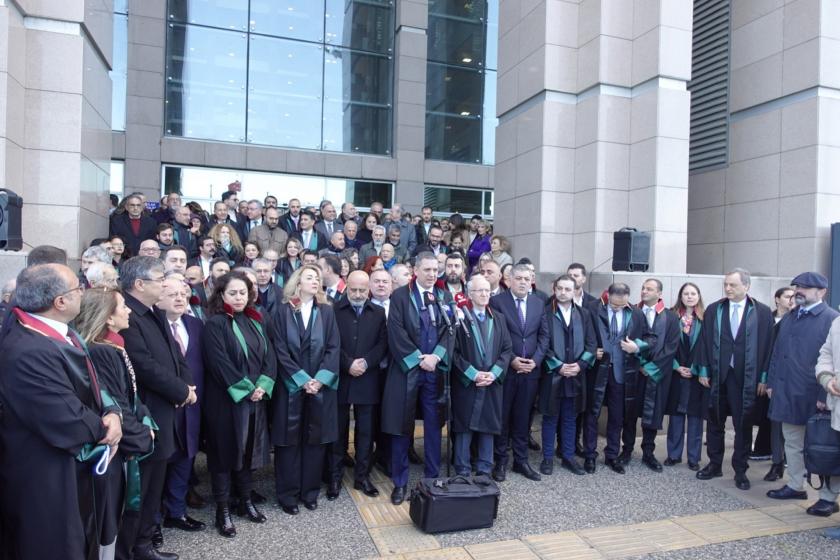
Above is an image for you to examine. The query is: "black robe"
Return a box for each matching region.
[88,342,155,545]
[695,297,774,416]
[335,298,389,405]
[451,308,512,434]
[629,305,680,430]
[0,316,114,560]
[665,315,708,418]
[271,302,341,446]
[538,301,597,416]
[380,283,455,436]
[202,311,277,471]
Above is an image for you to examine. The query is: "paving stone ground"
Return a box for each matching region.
[163,427,840,559]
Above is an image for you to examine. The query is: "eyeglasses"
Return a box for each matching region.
[142,276,165,284]
[59,284,85,297]
[470,289,491,294]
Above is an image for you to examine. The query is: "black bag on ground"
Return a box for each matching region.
[804,411,840,491]
[409,475,500,533]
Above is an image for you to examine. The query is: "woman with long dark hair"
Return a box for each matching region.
[276,237,303,288]
[271,264,340,515]
[663,282,707,471]
[357,213,380,245]
[202,271,277,537]
[75,287,156,560]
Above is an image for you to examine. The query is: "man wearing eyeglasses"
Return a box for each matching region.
[0,264,123,560]
[110,194,158,256]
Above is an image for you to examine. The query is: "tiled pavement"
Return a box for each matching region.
[165,427,840,559]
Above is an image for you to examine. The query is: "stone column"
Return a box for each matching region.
[494,0,692,274]
[0,0,113,259]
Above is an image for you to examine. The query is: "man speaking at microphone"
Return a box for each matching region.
[381,252,455,505]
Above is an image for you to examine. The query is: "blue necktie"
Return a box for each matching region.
[730,303,741,337]
[797,307,808,319]
[476,312,485,322]
[609,309,619,341]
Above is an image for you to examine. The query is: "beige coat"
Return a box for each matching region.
[816,316,840,431]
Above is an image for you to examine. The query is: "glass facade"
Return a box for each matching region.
[164,0,394,154]
[111,2,128,131]
[162,164,393,212]
[423,185,493,218]
[425,0,497,165]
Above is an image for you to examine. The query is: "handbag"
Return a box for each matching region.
[804,411,840,491]
[409,475,500,534]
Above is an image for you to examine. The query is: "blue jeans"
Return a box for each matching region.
[541,396,577,460]
[454,432,494,475]
[666,414,703,464]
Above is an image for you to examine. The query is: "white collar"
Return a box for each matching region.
[27,313,69,339]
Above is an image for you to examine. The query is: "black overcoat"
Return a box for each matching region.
[335,297,388,405]
[664,315,708,418]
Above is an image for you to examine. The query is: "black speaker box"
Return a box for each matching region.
[0,189,23,251]
[612,227,650,272]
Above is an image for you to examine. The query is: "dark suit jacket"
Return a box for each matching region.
[173,222,198,258]
[181,314,204,457]
[291,229,328,252]
[120,293,193,460]
[415,221,439,246]
[280,212,300,235]
[489,291,550,379]
[315,220,343,240]
[335,298,388,405]
[109,212,158,255]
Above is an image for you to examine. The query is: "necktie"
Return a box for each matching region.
[251,220,258,230]
[327,222,333,235]
[797,307,808,319]
[609,309,619,341]
[646,307,655,329]
[476,311,485,322]
[730,303,741,337]
[171,321,186,356]
[516,298,526,331]
[355,305,363,317]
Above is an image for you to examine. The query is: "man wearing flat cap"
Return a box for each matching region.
[766,272,840,517]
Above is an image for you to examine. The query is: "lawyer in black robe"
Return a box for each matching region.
[270,265,340,510]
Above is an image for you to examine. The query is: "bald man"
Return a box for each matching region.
[327,271,389,499]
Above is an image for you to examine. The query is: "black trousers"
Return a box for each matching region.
[210,469,252,505]
[274,444,326,507]
[707,368,752,474]
[584,372,624,460]
[330,403,375,483]
[621,377,658,457]
[116,459,166,559]
[494,374,539,467]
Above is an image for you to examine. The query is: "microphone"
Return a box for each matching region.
[426,291,451,329]
[451,296,471,338]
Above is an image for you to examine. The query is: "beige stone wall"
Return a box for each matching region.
[687,0,840,276]
[0,0,113,258]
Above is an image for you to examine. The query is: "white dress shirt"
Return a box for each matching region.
[170,316,190,350]
[300,298,314,328]
[28,313,71,344]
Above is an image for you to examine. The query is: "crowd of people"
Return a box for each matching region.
[1,191,840,560]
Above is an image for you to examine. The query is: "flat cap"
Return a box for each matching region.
[791,271,828,289]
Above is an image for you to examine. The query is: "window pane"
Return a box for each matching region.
[425,113,481,163]
[110,161,125,197]
[110,14,128,131]
[323,102,391,154]
[167,0,249,30]
[423,186,485,215]
[427,0,486,21]
[249,0,325,42]
[427,16,485,68]
[325,0,394,54]
[165,24,247,142]
[426,63,483,115]
[247,35,323,148]
[482,70,497,164]
[324,48,391,105]
[346,180,393,208]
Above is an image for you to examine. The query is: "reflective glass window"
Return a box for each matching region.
[427,16,485,68]
[165,24,247,142]
[111,13,128,131]
[423,186,489,217]
[482,70,497,164]
[247,36,323,148]
[110,161,125,197]
[426,63,483,115]
[325,0,394,54]
[167,0,249,30]
[249,0,324,42]
[427,0,486,21]
[425,113,481,163]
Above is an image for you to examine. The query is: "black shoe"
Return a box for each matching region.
[151,524,164,549]
[327,480,341,501]
[391,486,407,505]
[539,459,553,475]
[735,473,751,490]
[696,464,723,480]
[605,458,625,474]
[163,515,205,532]
[475,471,491,478]
[343,453,356,468]
[354,479,380,497]
[617,450,632,466]
[491,465,506,482]
[303,500,318,511]
[528,434,541,451]
[767,485,808,500]
[408,447,423,465]
[807,500,840,517]
[250,489,267,504]
[512,462,542,481]
[643,455,663,473]
[214,505,236,539]
[688,461,700,471]
[236,500,266,523]
[280,504,299,516]
[663,457,681,467]
[561,458,586,476]
[185,487,207,509]
[764,463,785,482]
[584,458,596,474]
[133,544,179,560]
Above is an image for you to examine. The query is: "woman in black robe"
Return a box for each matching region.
[276,237,303,288]
[270,264,340,515]
[202,271,277,537]
[664,282,707,470]
[76,287,156,560]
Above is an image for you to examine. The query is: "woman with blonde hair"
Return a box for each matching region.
[490,234,513,268]
[208,223,244,265]
[75,287,156,560]
[271,264,340,515]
